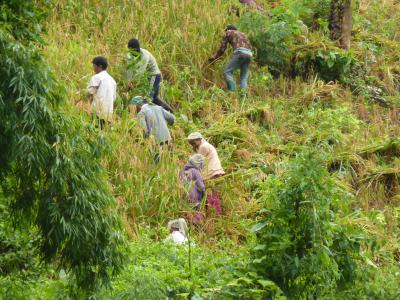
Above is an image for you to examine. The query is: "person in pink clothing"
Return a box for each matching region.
[187,132,225,180]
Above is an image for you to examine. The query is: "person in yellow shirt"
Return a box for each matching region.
[187,132,225,180]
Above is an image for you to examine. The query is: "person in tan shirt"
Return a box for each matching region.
[187,132,225,180]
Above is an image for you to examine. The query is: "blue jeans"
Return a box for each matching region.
[149,74,162,101]
[224,52,251,91]
[149,74,174,113]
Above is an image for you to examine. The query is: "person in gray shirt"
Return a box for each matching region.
[127,38,173,113]
[129,96,175,163]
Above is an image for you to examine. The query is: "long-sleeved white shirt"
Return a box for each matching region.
[87,70,117,122]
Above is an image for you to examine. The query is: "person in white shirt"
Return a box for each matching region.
[166,218,188,244]
[87,56,117,129]
[126,38,173,113]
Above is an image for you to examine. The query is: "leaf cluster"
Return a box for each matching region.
[251,152,362,298]
[0,0,125,290]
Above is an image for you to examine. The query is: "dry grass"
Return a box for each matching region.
[42,0,400,245]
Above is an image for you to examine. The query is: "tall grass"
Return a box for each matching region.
[42,0,400,245]
[45,0,236,97]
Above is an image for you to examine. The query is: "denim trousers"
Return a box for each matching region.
[149,74,174,113]
[149,74,162,101]
[224,52,251,91]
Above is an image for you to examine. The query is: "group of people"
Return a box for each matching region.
[166,131,227,243]
[87,23,253,128]
[86,19,254,240]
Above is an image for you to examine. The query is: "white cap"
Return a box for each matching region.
[187,132,203,140]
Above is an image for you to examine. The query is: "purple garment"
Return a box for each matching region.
[179,164,206,207]
[239,0,264,11]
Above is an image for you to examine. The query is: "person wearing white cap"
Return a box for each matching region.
[187,132,225,180]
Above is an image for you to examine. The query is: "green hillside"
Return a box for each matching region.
[1,0,399,299]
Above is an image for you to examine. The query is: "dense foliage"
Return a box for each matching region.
[252,153,361,298]
[1,0,400,299]
[1,233,247,299]
[0,201,39,276]
[0,0,125,289]
[238,2,354,81]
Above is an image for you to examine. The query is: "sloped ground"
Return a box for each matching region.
[43,0,399,237]
[14,0,397,297]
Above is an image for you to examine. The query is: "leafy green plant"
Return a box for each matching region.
[0,201,40,276]
[251,152,362,298]
[291,0,331,29]
[239,3,354,83]
[294,48,356,82]
[1,0,398,298]
[301,104,360,146]
[92,235,246,299]
[337,262,400,299]
[222,271,286,300]
[239,11,306,75]
[0,0,125,290]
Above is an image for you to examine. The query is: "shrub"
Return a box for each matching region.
[93,235,245,299]
[239,11,306,75]
[292,0,331,28]
[0,201,39,276]
[251,152,361,298]
[301,104,360,146]
[239,5,355,83]
[293,47,356,82]
[0,0,125,290]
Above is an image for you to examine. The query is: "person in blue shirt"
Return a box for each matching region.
[129,96,175,163]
